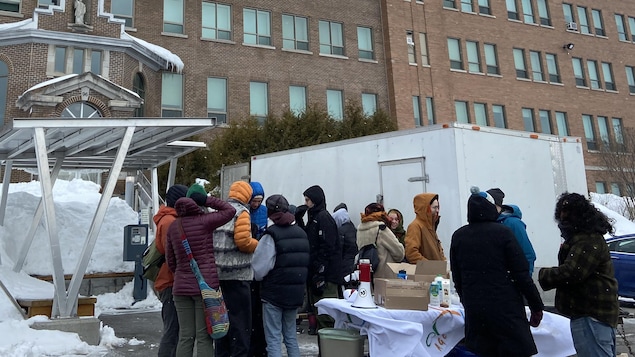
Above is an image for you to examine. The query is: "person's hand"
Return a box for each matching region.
[311,274,326,297]
[529,310,543,327]
[189,192,207,206]
[295,205,308,221]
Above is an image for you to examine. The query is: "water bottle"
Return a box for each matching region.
[429,281,441,307]
[434,275,445,307]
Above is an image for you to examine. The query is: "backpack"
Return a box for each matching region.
[142,239,165,281]
[356,224,385,273]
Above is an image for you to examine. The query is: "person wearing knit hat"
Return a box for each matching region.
[486,188,505,209]
[450,186,544,357]
[186,183,208,207]
[153,184,188,356]
[252,194,309,357]
[404,192,446,263]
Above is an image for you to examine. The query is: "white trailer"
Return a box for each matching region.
[249,123,588,270]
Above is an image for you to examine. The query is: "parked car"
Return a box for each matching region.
[607,234,635,299]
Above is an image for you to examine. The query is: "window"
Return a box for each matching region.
[38,0,59,7]
[460,0,473,13]
[413,96,422,127]
[0,61,7,122]
[626,66,635,94]
[484,44,499,75]
[478,0,491,15]
[443,0,456,9]
[163,0,184,34]
[111,0,134,28]
[419,33,429,66]
[407,32,416,64]
[513,48,527,79]
[466,41,481,73]
[357,27,374,60]
[629,17,635,42]
[282,14,308,51]
[455,101,469,123]
[582,114,596,150]
[90,50,102,75]
[522,108,535,132]
[72,49,84,74]
[54,46,67,73]
[202,2,231,40]
[0,0,20,12]
[61,102,102,118]
[161,73,183,117]
[591,9,605,36]
[133,73,145,117]
[572,58,586,87]
[506,0,519,20]
[250,82,269,121]
[539,110,552,134]
[587,60,600,89]
[595,182,607,194]
[529,51,544,81]
[474,103,488,126]
[597,116,609,147]
[562,3,575,23]
[426,97,435,125]
[289,85,306,115]
[244,9,271,46]
[545,53,560,83]
[611,183,621,196]
[448,38,463,70]
[602,62,615,91]
[612,118,624,148]
[207,77,227,124]
[326,89,343,120]
[521,0,534,24]
[555,112,568,135]
[362,93,377,116]
[616,15,627,41]
[537,0,550,26]
[319,20,344,56]
[577,6,590,34]
[492,105,506,128]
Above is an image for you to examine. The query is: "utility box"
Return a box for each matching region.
[123,224,148,261]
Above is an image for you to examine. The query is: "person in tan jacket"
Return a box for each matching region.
[405,193,446,262]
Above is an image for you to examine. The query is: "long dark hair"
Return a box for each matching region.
[554,192,613,236]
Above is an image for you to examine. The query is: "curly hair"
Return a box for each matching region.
[554,192,613,235]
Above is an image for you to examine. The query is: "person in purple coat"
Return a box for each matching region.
[166,195,236,357]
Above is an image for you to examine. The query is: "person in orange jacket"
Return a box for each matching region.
[405,193,446,262]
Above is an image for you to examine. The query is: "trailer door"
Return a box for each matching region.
[379,158,426,226]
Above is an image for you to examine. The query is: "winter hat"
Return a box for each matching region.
[266,194,289,216]
[486,188,505,207]
[471,186,496,207]
[333,202,348,213]
[186,184,208,206]
[303,185,325,206]
[165,184,188,208]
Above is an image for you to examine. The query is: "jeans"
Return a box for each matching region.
[570,316,616,357]
[262,301,300,357]
[158,287,179,357]
[173,294,214,357]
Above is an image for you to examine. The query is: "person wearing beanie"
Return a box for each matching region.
[213,180,260,357]
[488,188,537,276]
[356,203,404,279]
[332,204,358,278]
[153,184,188,357]
[294,184,342,335]
[450,186,544,357]
[404,193,446,263]
[186,183,208,207]
[252,194,309,357]
[248,180,268,356]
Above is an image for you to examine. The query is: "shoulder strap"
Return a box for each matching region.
[178,219,195,261]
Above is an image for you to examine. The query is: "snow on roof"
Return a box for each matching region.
[0,18,37,31]
[121,32,184,73]
[98,75,140,98]
[23,73,78,93]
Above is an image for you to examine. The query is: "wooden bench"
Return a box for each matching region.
[17,297,97,318]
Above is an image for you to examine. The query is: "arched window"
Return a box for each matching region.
[60,102,102,118]
[133,72,145,117]
[0,61,8,123]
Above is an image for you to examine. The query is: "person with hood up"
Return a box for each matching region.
[249,181,268,239]
[153,184,188,357]
[332,203,358,278]
[405,193,446,262]
[356,203,404,279]
[165,193,236,357]
[248,181,268,356]
[294,185,342,335]
[387,208,407,247]
[213,181,260,357]
[450,186,543,357]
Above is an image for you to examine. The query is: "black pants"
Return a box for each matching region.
[215,280,252,357]
[158,287,179,357]
[249,282,268,356]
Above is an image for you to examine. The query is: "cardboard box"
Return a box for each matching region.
[373,278,430,311]
[385,260,449,282]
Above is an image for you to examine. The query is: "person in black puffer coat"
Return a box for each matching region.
[332,203,358,279]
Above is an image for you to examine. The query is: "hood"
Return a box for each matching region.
[250,181,265,199]
[153,205,177,225]
[387,208,405,232]
[229,181,253,204]
[499,204,522,220]
[332,208,351,228]
[175,197,204,217]
[304,185,327,213]
[413,193,439,226]
[467,194,499,223]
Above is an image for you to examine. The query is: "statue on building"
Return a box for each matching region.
[74,0,86,25]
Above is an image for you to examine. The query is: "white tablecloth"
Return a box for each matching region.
[316,298,576,357]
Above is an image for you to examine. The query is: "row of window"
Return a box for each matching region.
[52,46,104,76]
[582,114,624,151]
[160,73,379,122]
[595,181,634,197]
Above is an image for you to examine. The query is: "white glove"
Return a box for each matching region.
[343,270,360,282]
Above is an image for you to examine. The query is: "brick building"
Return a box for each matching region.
[1,0,634,194]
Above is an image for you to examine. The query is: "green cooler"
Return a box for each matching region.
[318,328,366,357]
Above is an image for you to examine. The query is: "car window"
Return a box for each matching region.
[616,238,635,253]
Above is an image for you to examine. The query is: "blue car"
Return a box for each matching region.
[607,234,635,299]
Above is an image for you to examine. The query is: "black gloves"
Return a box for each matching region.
[295,204,308,222]
[189,192,208,206]
[312,274,326,297]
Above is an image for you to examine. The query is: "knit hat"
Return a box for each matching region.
[303,185,325,206]
[333,202,348,213]
[186,184,208,206]
[486,188,505,207]
[266,194,289,216]
[471,186,496,207]
[165,184,188,208]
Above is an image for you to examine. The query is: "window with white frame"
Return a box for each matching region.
[587,60,601,89]
[90,50,102,75]
[513,48,527,79]
[615,14,627,41]
[362,93,377,116]
[591,9,605,36]
[474,103,488,126]
[161,73,183,117]
[572,57,586,86]
[426,97,435,125]
[555,112,568,135]
[0,0,20,12]
[202,2,231,40]
[484,43,499,75]
[522,108,535,132]
[72,48,85,74]
[413,96,422,127]
[111,0,134,28]
[282,14,308,51]
[602,62,615,91]
[529,50,544,81]
[539,109,552,134]
[626,66,635,94]
[250,81,269,121]
[357,27,374,60]
[244,9,271,46]
[582,114,596,150]
[492,105,506,128]
[319,20,344,56]
[419,33,429,66]
[289,85,306,115]
[0,61,7,122]
[545,53,560,83]
[466,41,481,73]
[448,38,463,70]
[326,89,343,120]
[54,46,67,73]
[455,101,469,123]
[163,0,184,34]
[207,77,227,124]
[38,0,59,8]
